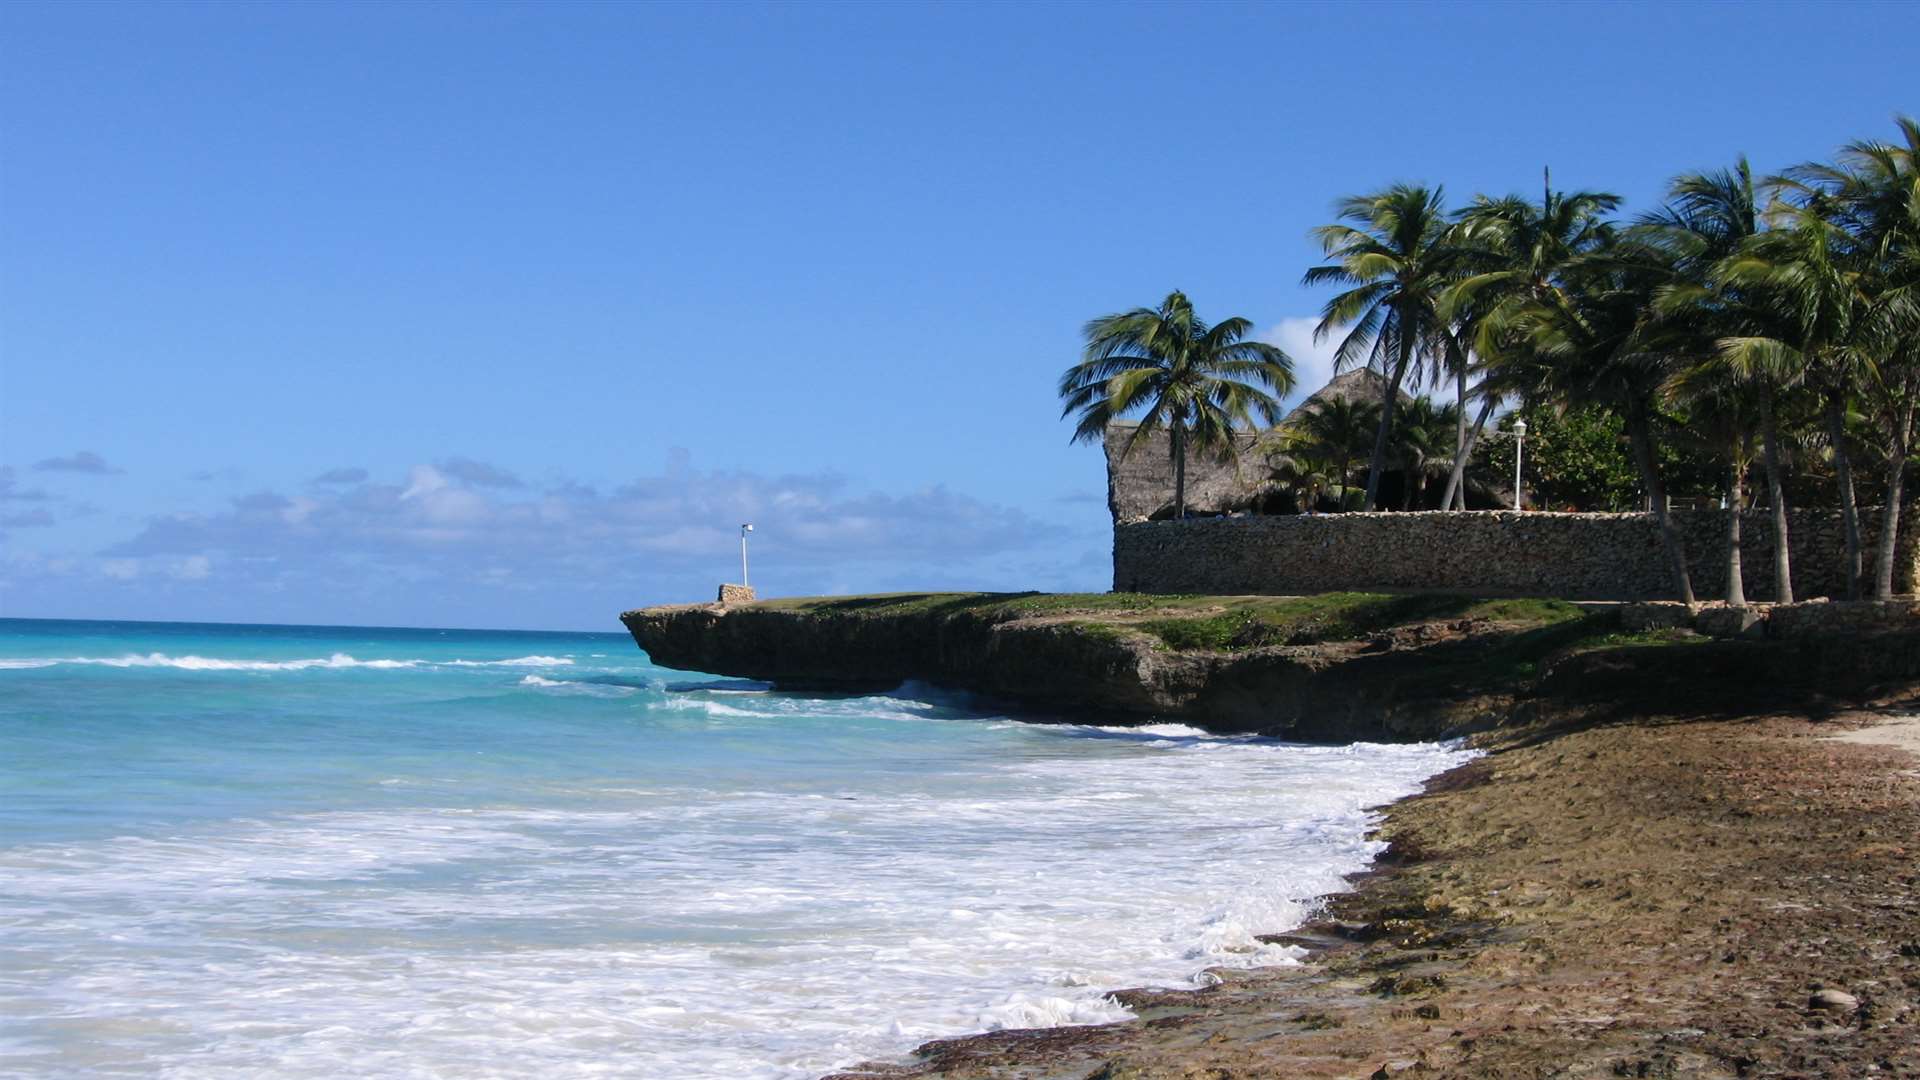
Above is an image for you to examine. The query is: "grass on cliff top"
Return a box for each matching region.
[1135,594,1583,651]
[1444,619,1708,685]
[754,591,1586,651]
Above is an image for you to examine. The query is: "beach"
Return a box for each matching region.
[832,705,1920,1078]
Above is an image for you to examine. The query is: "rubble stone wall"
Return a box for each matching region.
[1112,508,1919,600]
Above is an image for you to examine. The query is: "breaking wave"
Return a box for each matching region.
[0,653,574,672]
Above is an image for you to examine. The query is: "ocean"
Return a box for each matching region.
[0,617,1473,1078]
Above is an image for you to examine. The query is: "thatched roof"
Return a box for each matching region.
[1102,425,1268,524]
[1102,369,1416,524]
[1280,368,1408,425]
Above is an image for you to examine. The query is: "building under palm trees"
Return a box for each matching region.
[1102,369,1501,523]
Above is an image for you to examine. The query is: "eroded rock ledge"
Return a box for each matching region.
[620,594,1920,741]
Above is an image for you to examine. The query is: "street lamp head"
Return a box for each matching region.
[741,523,753,533]
[1513,418,1528,436]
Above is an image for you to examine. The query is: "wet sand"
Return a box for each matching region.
[832,702,1920,1079]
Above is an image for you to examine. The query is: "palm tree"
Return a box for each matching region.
[1643,158,1800,602]
[1059,290,1295,519]
[1441,178,1622,510]
[1305,185,1460,510]
[1667,364,1765,606]
[1393,395,1460,509]
[1263,434,1334,513]
[1775,117,1920,599]
[1288,395,1382,510]
[1516,247,1699,602]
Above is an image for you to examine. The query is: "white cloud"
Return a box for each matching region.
[0,445,1120,626]
[173,555,212,581]
[1260,316,1341,407]
[71,454,1064,609]
[400,464,448,501]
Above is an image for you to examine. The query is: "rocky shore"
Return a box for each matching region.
[621,592,1920,740]
[622,592,1920,1078]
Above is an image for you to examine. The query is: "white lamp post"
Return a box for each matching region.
[1512,418,1528,511]
[740,523,753,588]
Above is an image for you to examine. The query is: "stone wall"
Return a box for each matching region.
[1113,508,1920,601]
[716,583,757,605]
[1620,598,1920,639]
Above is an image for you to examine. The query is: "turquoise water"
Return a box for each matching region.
[0,618,1471,1078]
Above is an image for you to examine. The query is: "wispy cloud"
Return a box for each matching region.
[0,509,57,529]
[310,467,369,485]
[437,457,523,489]
[0,467,55,502]
[32,451,123,475]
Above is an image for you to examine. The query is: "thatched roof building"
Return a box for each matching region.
[1103,369,1415,524]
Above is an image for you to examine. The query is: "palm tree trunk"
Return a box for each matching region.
[1872,398,1914,600]
[1172,423,1188,520]
[1627,401,1696,604]
[1825,393,1863,599]
[1452,362,1469,506]
[1758,388,1793,603]
[1726,462,1746,608]
[1363,330,1413,511]
[1442,392,1499,511]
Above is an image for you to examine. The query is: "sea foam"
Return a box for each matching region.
[0,624,1472,1079]
[0,652,573,671]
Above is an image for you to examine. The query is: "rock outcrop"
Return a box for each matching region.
[620,599,1920,741]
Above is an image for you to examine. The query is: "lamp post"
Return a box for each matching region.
[740,523,753,588]
[1512,418,1528,511]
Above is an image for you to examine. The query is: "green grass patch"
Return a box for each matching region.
[1423,617,1707,686]
[753,590,1591,653]
[754,592,1018,617]
[1135,592,1586,653]
[1459,597,1586,624]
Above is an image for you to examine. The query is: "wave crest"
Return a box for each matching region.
[0,653,574,672]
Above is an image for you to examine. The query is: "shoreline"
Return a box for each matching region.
[825,699,1920,1079]
[621,591,1920,1077]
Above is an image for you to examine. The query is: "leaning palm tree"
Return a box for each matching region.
[1059,290,1295,519]
[1305,184,1460,509]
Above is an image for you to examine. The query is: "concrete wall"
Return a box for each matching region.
[1112,508,1920,601]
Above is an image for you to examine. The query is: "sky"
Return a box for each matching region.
[2,0,1915,631]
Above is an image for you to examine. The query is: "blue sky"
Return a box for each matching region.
[2,0,1914,630]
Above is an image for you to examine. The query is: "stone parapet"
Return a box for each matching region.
[1113,508,1919,601]
[717,583,757,605]
[1626,598,1919,639]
